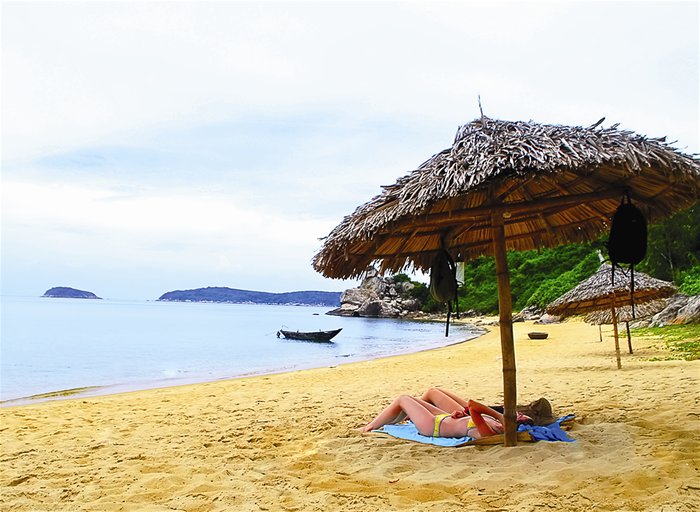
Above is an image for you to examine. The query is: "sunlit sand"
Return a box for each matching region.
[1,318,698,511]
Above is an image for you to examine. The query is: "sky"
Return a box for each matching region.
[2,0,698,300]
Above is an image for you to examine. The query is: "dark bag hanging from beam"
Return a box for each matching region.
[429,246,459,336]
[606,193,648,318]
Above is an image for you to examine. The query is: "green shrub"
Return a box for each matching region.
[679,266,700,296]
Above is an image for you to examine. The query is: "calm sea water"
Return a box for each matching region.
[0,296,483,404]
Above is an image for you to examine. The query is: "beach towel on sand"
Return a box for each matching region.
[373,415,575,447]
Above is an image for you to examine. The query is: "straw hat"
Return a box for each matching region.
[519,398,557,426]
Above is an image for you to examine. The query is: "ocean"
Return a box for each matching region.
[0,296,483,404]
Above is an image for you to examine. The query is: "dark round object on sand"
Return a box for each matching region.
[528,332,549,340]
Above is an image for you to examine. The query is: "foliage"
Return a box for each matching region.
[457,257,498,313]
[410,282,443,313]
[456,243,601,314]
[509,245,601,311]
[636,205,700,283]
[392,273,412,284]
[678,266,700,295]
[631,324,700,361]
[394,206,698,316]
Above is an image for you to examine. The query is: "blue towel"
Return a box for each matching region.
[374,422,475,447]
[518,414,576,442]
[374,414,575,446]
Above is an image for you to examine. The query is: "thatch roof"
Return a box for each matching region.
[313,117,700,279]
[546,264,676,318]
[584,300,667,325]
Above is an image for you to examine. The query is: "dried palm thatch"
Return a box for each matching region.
[546,264,677,317]
[584,299,668,358]
[547,264,676,367]
[313,117,700,279]
[584,300,667,325]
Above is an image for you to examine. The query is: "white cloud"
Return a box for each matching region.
[1,179,344,296]
[1,1,698,298]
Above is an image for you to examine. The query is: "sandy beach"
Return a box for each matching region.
[1,318,698,511]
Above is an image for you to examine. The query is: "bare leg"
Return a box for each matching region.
[394,394,446,423]
[421,387,468,412]
[359,395,439,435]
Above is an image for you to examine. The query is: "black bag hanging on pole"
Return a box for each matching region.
[606,193,648,317]
[429,244,459,337]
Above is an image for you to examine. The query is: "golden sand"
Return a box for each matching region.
[1,318,699,511]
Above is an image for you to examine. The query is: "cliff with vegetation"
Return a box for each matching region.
[158,287,341,307]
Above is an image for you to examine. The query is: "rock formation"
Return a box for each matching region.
[641,294,700,327]
[327,269,421,318]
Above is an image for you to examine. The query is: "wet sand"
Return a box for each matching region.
[1,318,698,511]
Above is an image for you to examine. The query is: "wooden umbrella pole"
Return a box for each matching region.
[626,322,633,354]
[611,292,622,369]
[491,211,517,447]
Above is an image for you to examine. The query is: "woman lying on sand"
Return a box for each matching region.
[358,392,532,439]
[421,387,556,427]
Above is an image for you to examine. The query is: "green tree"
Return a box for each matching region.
[636,205,700,282]
[393,206,699,316]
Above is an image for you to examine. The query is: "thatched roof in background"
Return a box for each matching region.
[583,300,667,325]
[313,117,700,279]
[546,264,676,318]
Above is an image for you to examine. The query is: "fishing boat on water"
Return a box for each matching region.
[276,328,342,342]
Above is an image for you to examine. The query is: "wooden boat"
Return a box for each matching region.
[528,331,549,340]
[277,328,342,342]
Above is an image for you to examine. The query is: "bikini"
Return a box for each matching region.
[433,414,479,437]
[432,413,451,437]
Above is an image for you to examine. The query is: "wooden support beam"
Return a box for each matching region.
[491,210,518,447]
[611,292,622,370]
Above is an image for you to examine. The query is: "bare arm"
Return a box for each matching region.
[467,399,504,437]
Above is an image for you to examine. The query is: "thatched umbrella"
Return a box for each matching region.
[584,300,666,325]
[547,264,676,364]
[313,116,700,446]
[584,300,667,351]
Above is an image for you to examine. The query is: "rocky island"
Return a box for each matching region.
[42,287,102,299]
[158,287,341,307]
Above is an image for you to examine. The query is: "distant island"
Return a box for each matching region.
[42,287,102,299]
[158,287,341,307]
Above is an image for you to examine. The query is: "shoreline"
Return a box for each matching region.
[2,318,698,511]
[1,318,487,408]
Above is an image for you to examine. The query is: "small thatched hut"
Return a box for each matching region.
[547,264,676,317]
[546,264,676,366]
[585,300,668,353]
[584,300,667,326]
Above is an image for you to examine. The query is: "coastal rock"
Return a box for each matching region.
[327,271,421,318]
[519,306,545,322]
[534,313,561,325]
[651,294,700,326]
[630,294,700,327]
[673,295,700,324]
[42,287,101,299]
